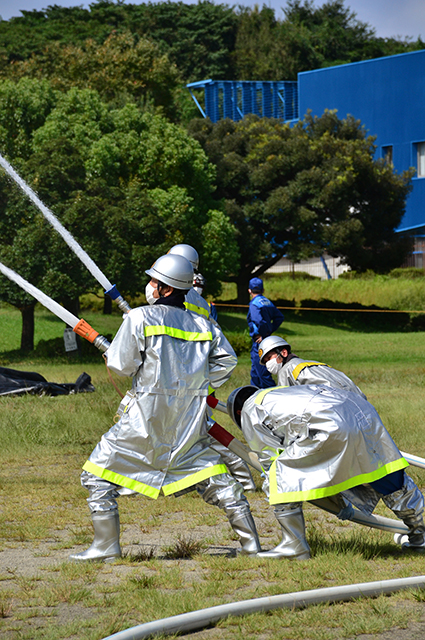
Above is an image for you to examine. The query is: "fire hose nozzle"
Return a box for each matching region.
[105,284,131,314]
[73,319,110,352]
[116,296,132,314]
[93,335,111,353]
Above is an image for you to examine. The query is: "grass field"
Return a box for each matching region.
[1,300,425,639]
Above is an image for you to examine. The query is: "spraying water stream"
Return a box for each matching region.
[0,261,110,351]
[0,154,112,290]
[0,261,79,327]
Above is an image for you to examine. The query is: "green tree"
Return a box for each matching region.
[0,84,238,349]
[234,0,424,81]
[188,111,413,302]
[2,31,181,117]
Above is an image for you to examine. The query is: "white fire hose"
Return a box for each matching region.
[102,575,425,640]
[100,413,425,640]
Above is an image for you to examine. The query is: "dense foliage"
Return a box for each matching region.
[0,0,423,84]
[0,0,419,345]
[0,79,239,348]
[189,111,413,301]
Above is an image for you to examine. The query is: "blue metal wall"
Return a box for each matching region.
[298,50,425,233]
[187,80,298,122]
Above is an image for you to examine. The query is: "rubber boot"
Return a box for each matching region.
[383,475,425,553]
[226,505,262,556]
[258,504,311,560]
[69,511,122,562]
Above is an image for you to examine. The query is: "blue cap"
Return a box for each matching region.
[249,277,263,292]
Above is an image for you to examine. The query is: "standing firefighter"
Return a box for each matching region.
[258,336,366,398]
[71,254,261,562]
[228,385,425,559]
[168,243,256,492]
[247,277,284,389]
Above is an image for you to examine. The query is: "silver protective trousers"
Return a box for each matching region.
[209,441,256,491]
[381,474,425,549]
[80,470,261,555]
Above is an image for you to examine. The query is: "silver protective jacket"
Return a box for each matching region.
[240,385,408,505]
[83,304,237,499]
[277,356,366,398]
[184,288,212,320]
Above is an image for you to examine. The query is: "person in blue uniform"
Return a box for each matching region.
[247,277,284,388]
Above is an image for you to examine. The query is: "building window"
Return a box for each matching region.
[417,142,425,177]
[382,145,393,165]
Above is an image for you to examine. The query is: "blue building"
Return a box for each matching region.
[188,50,425,266]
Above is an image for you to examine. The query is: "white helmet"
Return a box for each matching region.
[258,336,291,365]
[227,386,258,428]
[145,254,193,290]
[168,244,199,270]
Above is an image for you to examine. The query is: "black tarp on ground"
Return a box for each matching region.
[0,367,95,396]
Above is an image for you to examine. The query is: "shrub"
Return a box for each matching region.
[389,267,425,279]
[226,331,251,355]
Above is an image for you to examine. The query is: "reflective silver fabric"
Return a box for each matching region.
[258,504,310,559]
[196,473,261,554]
[382,475,425,547]
[277,357,366,399]
[85,304,237,498]
[240,385,407,505]
[209,441,257,491]
[185,287,219,326]
[69,512,121,562]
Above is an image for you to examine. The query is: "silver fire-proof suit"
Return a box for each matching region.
[277,356,366,399]
[240,385,424,558]
[84,303,238,498]
[241,385,407,506]
[75,302,261,560]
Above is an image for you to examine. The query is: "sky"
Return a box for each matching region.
[0,0,424,41]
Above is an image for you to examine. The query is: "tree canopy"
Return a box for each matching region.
[0,79,239,349]
[0,1,422,85]
[188,111,413,302]
[0,1,419,347]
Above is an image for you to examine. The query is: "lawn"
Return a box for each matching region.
[1,301,425,639]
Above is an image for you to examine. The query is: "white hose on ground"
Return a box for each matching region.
[101,575,425,640]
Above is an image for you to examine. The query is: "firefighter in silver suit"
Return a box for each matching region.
[228,385,425,559]
[258,336,366,399]
[70,254,261,562]
[168,243,256,492]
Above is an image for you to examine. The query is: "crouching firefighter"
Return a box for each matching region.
[70,254,261,562]
[227,384,425,560]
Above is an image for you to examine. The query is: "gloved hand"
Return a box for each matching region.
[336,503,355,521]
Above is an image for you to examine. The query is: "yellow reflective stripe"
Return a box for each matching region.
[83,460,160,500]
[184,301,210,318]
[254,386,288,405]
[292,362,329,381]
[144,325,212,341]
[268,456,409,505]
[162,464,228,496]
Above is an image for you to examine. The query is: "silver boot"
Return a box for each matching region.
[226,504,262,556]
[258,504,311,560]
[196,473,261,556]
[382,474,425,552]
[69,511,122,562]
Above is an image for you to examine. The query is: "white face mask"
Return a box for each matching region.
[193,287,203,295]
[266,357,283,375]
[145,282,157,306]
